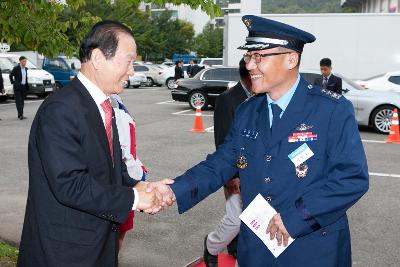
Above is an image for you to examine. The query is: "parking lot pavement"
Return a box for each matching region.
[1,87,400,266]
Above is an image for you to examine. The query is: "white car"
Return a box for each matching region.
[302,70,400,134]
[356,71,400,93]
[0,56,14,100]
[126,72,147,88]
[1,53,56,98]
[155,64,199,89]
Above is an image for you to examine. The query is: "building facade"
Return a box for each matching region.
[139,0,261,34]
[341,0,400,12]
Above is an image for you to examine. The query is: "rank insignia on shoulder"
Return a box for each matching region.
[308,84,313,89]
[321,88,342,99]
[240,129,258,139]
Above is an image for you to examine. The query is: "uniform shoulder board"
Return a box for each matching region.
[308,84,342,101]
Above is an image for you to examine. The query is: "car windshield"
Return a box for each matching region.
[0,57,15,72]
[7,56,38,69]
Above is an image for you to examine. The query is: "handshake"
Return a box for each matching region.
[135,179,176,214]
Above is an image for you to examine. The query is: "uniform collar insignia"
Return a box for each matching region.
[295,123,313,131]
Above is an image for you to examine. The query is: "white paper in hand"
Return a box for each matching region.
[239,194,295,258]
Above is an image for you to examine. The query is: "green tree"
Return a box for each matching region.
[193,23,223,58]
[0,0,220,57]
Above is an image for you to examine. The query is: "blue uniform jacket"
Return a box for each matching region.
[171,76,369,267]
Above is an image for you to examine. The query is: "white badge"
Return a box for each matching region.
[239,194,295,258]
[288,143,314,167]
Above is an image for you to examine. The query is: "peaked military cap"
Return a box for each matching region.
[238,15,316,53]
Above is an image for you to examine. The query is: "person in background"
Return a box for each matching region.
[190,60,203,77]
[9,56,29,120]
[174,60,184,81]
[203,58,253,267]
[187,59,194,78]
[314,58,342,95]
[110,94,148,251]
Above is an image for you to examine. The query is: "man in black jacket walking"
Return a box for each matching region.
[9,56,29,119]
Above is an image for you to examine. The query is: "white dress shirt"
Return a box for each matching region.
[77,72,139,211]
[21,66,27,85]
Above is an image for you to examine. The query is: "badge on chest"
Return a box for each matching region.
[236,148,248,170]
[288,143,314,178]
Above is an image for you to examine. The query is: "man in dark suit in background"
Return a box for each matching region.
[190,60,203,77]
[313,58,342,95]
[203,58,252,267]
[9,56,29,119]
[17,21,174,267]
[0,67,3,120]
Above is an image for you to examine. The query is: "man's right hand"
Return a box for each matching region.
[134,182,162,214]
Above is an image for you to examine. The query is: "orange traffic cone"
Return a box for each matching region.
[385,108,400,144]
[191,102,206,133]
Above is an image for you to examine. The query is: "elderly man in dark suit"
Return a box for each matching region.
[17,21,174,267]
[9,56,29,119]
[314,58,342,95]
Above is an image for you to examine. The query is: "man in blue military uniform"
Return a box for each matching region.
[152,15,369,266]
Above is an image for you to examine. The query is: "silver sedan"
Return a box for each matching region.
[301,70,400,134]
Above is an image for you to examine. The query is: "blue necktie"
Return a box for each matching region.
[271,103,282,133]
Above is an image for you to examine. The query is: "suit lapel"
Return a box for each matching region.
[72,79,114,168]
[255,95,271,148]
[267,77,309,150]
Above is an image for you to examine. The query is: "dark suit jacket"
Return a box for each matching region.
[9,65,29,90]
[174,66,184,80]
[17,78,138,267]
[214,82,248,148]
[0,68,4,91]
[313,74,342,95]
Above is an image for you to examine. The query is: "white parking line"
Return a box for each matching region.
[172,109,192,115]
[369,172,400,178]
[362,139,386,144]
[205,126,214,132]
[156,100,187,105]
[0,100,43,107]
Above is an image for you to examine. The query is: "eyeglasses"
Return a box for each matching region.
[243,52,291,64]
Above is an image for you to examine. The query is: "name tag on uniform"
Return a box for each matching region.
[288,143,314,167]
[239,194,295,258]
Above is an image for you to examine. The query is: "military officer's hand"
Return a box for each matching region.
[267,213,291,247]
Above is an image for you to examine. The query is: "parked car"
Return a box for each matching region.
[0,56,14,101]
[126,72,147,88]
[355,71,400,93]
[171,66,239,110]
[42,57,76,89]
[60,56,81,73]
[156,64,198,89]
[133,64,162,87]
[301,70,400,134]
[2,53,56,98]
[199,58,223,67]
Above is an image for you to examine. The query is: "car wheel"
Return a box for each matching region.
[124,80,130,88]
[189,91,208,110]
[166,78,175,90]
[146,77,154,87]
[370,105,395,134]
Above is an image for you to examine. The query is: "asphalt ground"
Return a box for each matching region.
[0,87,399,266]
